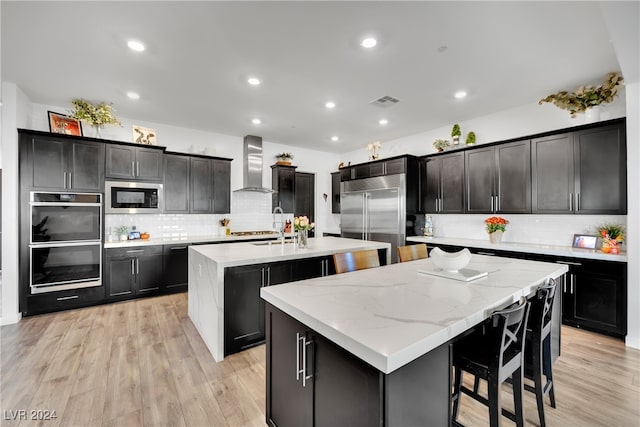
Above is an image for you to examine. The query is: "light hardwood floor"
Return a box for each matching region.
[1,293,638,427]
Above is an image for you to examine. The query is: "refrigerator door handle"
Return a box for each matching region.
[362,193,366,240]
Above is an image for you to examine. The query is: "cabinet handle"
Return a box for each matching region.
[476,251,496,256]
[569,192,573,212]
[556,260,582,266]
[137,161,140,177]
[576,193,580,212]
[435,199,438,212]
[131,259,135,275]
[131,161,136,177]
[136,258,140,274]
[56,295,79,301]
[170,246,187,251]
[496,194,500,211]
[491,196,494,212]
[570,274,574,294]
[296,333,303,381]
[302,337,313,387]
[63,172,68,189]
[563,277,567,293]
[69,172,73,188]
[126,249,145,254]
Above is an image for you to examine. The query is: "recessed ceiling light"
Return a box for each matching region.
[331,136,339,142]
[325,101,336,109]
[379,119,388,125]
[252,118,261,125]
[454,91,467,99]
[127,91,140,100]
[248,77,261,86]
[127,40,145,52]
[361,37,377,49]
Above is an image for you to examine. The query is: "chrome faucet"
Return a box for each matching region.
[273,206,285,243]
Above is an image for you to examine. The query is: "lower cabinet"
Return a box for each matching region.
[25,285,105,316]
[105,246,163,300]
[293,256,334,281]
[266,303,381,427]
[162,244,190,291]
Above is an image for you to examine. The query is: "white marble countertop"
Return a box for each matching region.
[104,232,284,248]
[261,255,568,374]
[407,236,627,262]
[190,236,391,268]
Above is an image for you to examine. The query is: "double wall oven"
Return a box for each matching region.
[29,192,102,294]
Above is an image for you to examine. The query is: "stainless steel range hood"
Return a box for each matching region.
[233,135,274,193]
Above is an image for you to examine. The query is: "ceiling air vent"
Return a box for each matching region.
[370,95,400,108]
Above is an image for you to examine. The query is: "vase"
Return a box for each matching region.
[297,229,308,248]
[584,106,601,123]
[119,234,128,242]
[488,230,503,243]
[601,240,620,254]
[452,136,460,145]
[92,125,103,138]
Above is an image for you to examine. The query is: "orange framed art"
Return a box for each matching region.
[48,111,83,136]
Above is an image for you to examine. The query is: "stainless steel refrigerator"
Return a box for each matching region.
[341,175,406,263]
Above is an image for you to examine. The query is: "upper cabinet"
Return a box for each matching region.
[331,172,341,214]
[19,131,105,192]
[422,153,465,214]
[106,144,164,181]
[465,140,531,214]
[532,122,626,214]
[340,157,409,181]
[272,165,297,213]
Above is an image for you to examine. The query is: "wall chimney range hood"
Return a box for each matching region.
[233,135,274,193]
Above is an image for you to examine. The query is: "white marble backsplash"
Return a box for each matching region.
[427,214,627,246]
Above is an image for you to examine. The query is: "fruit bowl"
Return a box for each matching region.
[429,247,471,272]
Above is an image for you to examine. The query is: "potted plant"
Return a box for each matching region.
[485,216,508,243]
[69,98,121,137]
[367,141,381,160]
[275,152,293,165]
[115,225,129,241]
[538,72,623,118]
[465,131,476,146]
[432,139,450,152]
[596,223,625,254]
[451,124,462,145]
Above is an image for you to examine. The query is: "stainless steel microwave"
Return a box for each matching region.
[105,181,163,214]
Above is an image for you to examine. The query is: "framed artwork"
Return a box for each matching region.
[132,125,157,145]
[48,111,83,136]
[572,234,599,249]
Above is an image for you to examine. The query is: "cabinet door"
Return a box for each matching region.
[136,253,163,293]
[106,256,135,297]
[29,136,67,189]
[574,124,626,214]
[190,157,213,213]
[385,158,406,175]
[106,145,136,179]
[295,172,315,226]
[212,159,231,214]
[164,154,190,213]
[353,163,371,179]
[136,148,163,181]
[267,261,293,285]
[272,166,296,213]
[531,133,574,213]
[496,140,531,213]
[421,158,441,214]
[293,257,325,281]
[224,265,266,355]
[163,245,189,290]
[331,172,341,214]
[465,147,495,213]
[266,305,313,427]
[440,153,465,213]
[69,140,104,191]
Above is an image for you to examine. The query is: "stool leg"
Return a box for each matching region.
[543,338,556,408]
[473,376,480,393]
[452,367,463,421]
[487,373,502,427]
[512,367,525,427]
[533,367,546,427]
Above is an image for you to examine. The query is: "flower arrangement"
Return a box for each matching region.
[367,141,381,160]
[276,152,293,161]
[293,215,315,231]
[433,139,450,152]
[538,72,624,117]
[70,98,121,128]
[485,216,509,233]
[597,224,625,254]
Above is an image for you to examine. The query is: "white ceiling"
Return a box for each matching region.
[1,1,627,153]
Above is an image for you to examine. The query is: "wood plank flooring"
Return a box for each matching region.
[1,293,638,426]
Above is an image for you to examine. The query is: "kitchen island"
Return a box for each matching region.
[260,254,567,426]
[188,236,391,361]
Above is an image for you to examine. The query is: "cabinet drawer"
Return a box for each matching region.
[163,244,190,254]
[26,286,105,316]
[106,245,163,258]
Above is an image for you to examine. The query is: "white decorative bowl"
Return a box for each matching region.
[429,247,472,272]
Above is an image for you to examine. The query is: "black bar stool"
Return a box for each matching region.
[452,298,531,427]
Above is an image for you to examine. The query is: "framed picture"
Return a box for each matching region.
[572,234,599,249]
[48,111,83,136]
[132,125,157,145]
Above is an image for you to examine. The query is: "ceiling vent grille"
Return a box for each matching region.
[370,95,400,108]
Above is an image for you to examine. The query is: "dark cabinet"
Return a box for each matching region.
[272,165,297,213]
[224,261,293,355]
[105,246,163,300]
[422,152,465,214]
[465,140,531,213]
[164,154,190,212]
[162,244,190,291]
[20,132,105,192]
[24,285,105,316]
[341,157,408,181]
[212,159,231,214]
[293,256,333,281]
[106,144,163,181]
[295,172,315,235]
[532,122,626,214]
[266,303,381,427]
[190,157,213,212]
[331,171,341,213]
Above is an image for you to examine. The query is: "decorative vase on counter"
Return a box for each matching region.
[297,229,309,248]
[584,106,601,124]
[488,230,503,244]
[119,234,128,242]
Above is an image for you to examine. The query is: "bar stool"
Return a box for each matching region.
[452,298,531,427]
[397,243,429,262]
[333,249,380,274]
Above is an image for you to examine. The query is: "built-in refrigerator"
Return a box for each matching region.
[341,175,406,263]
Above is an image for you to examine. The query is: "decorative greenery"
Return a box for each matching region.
[115,225,129,236]
[367,141,381,160]
[293,215,315,231]
[451,124,461,137]
[70,98,121,128]
[432,139,450,151]
[538,72,624,117]
[485,216,508,233]
[596,223,625,243]
[276,152,293,160]
[465,131,476,145]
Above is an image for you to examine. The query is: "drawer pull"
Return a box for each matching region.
[476,251,496,256]
[56,295,79,301]
[126,250,145,254]
[556,260,582,266]
[170,246,187,250]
